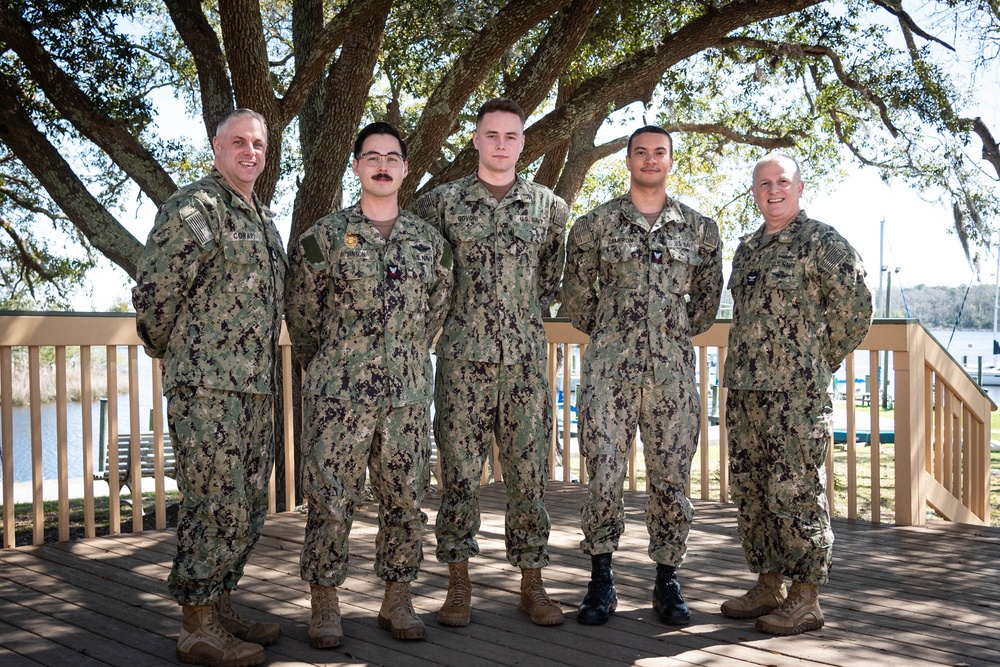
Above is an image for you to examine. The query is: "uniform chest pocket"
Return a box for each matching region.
[664,245,701,295]
[600,242,641,290]
[338,251,381,281]
[404,243,434,281]
[506,218,544,266]
[222,241,268,294]
[768,264,804,291]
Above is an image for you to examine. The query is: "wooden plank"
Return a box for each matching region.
[1,482,999,666]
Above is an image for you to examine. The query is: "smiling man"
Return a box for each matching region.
[133,108,287,666]
[722,152,872,636]
[285,122,453,647]
[561,125,722,628]
[413,98,568,629]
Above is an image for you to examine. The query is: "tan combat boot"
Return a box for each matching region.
[720,572,787,619]
[176,604,265,667]
[377,581,427,640]
[518,568,564,626]
[308,584,344,649]
[755,580,824,635]
[215,589,282,646]
[437,561,472,627]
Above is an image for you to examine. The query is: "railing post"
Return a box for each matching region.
[893,323,926,526]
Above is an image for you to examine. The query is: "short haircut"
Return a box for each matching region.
[754,152,802,182]
[353,121,407,159]
[627,125,672,157]
[476,98,525,126]
[215,108,268,145]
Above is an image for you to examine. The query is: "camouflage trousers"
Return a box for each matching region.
[166,386,274,606]
[433,358,552,568]
[577,372,699,566]
[726,389,834,585]
[299,397,430,585]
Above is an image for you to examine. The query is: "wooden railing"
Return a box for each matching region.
[0,313,995,549]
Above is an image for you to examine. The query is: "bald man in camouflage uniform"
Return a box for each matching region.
[285,123,453,646]
[721,152,872,636]
[133,108,285,666]
[412,98,567,628]
[561,126,722,627]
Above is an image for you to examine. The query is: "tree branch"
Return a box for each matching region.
[516,0,823,167]
[871,0,956,51]
[720,35,900,137]
[969,116,1000,181]
[0,5,177,205]
[0,76,143,278]
[0,217,56,280]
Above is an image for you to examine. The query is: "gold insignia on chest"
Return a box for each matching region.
[344,232,359,249]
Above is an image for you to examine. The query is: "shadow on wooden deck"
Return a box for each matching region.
[1,481,997,666]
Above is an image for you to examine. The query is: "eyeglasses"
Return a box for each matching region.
[359,151,404,167]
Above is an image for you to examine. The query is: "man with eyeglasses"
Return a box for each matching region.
[561,125,722,627]
[285,122,453,646]
[413,98,568,628]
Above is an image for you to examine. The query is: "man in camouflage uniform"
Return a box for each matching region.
[412,98,567,628]
[133,108,286,667]
[721,152,872,636]
[561,126,722,627]
[285,122,453,646]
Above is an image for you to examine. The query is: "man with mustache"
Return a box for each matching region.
[561,125,722,627]
[285,122,453,646]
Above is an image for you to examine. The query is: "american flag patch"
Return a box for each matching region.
[181,207,213,248]
[819,247,848,273]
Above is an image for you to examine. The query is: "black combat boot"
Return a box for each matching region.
[577,553,617,625]
[652,564,690,625]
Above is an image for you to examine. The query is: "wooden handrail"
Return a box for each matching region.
[0,313,995,548]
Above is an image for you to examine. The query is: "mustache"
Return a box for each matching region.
[372,174,393,181]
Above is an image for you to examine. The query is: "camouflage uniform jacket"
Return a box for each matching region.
[560,194,723,385]
[413,175,568,364]
[723,211,873,394]
[132,168,287,395]
[284,204,453,407]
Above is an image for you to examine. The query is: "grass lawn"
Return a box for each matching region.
[1,492,181,547]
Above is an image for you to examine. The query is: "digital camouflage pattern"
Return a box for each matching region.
[433,358,552,568]
[166,387,274,605]
[132,168,286,607]
[298,399,430,585]
[412,175,566,568]
[723,211,872,585]
[561,194,722,383]
[284,205,453,406]
[726,390,834,585]
[412,175,568,364]
[577,376,699,565]
[722,211,873,393]
[560,194,722,565]
[133,168,287,396]
[284,205,453,584]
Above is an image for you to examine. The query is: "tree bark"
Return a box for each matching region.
[0,5,177,207]
[0,78,143,278]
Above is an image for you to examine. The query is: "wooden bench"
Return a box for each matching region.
[94,431,176,498]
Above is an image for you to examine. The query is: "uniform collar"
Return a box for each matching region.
[619,194,683,232]
[461,173,533,205]
[208,168,271,221]
[743,209,808,247]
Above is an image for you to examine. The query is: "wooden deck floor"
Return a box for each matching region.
[1,481,998,666]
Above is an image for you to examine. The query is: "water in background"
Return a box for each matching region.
[4,352,165,483]
[4,329,997,483]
